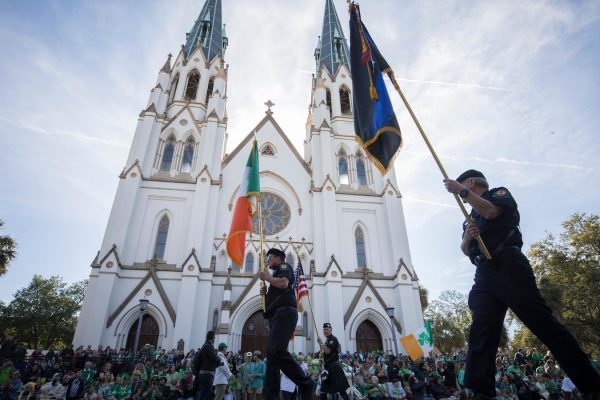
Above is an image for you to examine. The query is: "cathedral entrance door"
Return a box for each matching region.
[241,311,268,355]
[356,320,383,353]
[126,314,159,351]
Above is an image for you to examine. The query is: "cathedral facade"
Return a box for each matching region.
[73,0,424,355]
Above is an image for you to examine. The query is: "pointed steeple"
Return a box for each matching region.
[315,0,350,75]
[160,53,172,74]
[183,0,225,61]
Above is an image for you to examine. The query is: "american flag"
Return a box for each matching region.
[294,261,309,304]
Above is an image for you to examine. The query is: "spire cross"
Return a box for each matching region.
[264,100,275,115]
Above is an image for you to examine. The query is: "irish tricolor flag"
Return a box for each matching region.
[226,140,260,267]
[399,321,433,361]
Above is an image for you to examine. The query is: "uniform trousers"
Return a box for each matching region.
[196,372,214,400]
[465,248,600,395]
[263,307,313,400]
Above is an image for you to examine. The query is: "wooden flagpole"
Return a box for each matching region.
[386,71,491,260]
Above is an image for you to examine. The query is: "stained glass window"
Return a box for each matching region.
[252,193,291,236]
[154,215,169,259]
[160,135,176,171]
[355,227,366,268]
[244,253,254,273]
[356,153,368,186]
[261,145,275,156]
[181,137,195,173]
[338,149,349,184]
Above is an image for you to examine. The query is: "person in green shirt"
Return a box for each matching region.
[541,373,559,400]
[0,361,14,386]
[82,362,97,385]
[364,375,387,399]
[506,361,524,378]
[111,375,131,400]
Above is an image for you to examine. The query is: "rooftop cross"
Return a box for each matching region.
[264,100,275,115]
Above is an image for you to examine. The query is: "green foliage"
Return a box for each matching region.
[510,213,600,356]
[0,275,87,349]
[425,290,471,353]
[418,284,429,312]
[0,219,17,277]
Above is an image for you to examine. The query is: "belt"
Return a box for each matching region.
[474,245,521,266]
[277,305,297,312]
[198,370,214,374]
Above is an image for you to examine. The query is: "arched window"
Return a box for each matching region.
[168,74,179,103]
[205,77,215,105]
[261,144,275,156]
[338,149,349,185]
[326,89,332,118]
[244,253,254,273]
[356,152,368,186]
[184,71,200,101]
[212,309,219,332]
[160,135,176,171]
[154,215,170,260]
[285,253,294,266]
[355,227,367,269]
[198,9,212,48]
[340,87,351,114]
[180,137,195,173]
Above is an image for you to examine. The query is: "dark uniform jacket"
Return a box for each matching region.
[192,342,220,373]
[264,263,296,318]
[465,187,522,263]
[321,334,349,393]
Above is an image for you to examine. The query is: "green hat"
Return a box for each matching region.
[218,342,228,350]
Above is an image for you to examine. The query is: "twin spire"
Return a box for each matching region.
[314,0,350,75]
[184,0,228,60]
[182,0,348,74]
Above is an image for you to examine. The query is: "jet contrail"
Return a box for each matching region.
[394,77,523,93]
[404,150,595,171]
[403,196,458,209]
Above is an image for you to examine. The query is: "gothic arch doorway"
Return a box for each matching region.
[356,320,382,353]
[241,311,269,355]
[126,314,159,351]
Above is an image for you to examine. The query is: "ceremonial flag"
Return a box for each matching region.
[294,261,309,311]
[399,321,433,361]
[349,3,402,175]
[226,141,260,267]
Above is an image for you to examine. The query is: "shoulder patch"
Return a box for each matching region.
[280,264,287,270]
[492,189,509,198]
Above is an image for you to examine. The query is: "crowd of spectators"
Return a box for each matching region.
[1,336,599,400]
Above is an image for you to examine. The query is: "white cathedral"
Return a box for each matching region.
[74,0,424,355]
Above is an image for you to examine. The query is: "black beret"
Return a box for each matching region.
[323,322,332,329]
[266,248,286,260]
[456,169,485,182]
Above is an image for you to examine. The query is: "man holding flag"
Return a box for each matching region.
[259,248,313,400]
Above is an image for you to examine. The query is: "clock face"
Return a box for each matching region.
[252,192,291,236]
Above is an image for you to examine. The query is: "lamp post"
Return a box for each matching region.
[132,298,149,364]
[386,306,400,356]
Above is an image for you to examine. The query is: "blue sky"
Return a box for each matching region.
[1,0,599,303]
